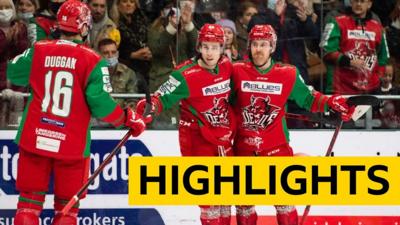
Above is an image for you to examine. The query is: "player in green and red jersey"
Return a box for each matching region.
[7,1,150,224]
[231,25,355,225]
[136,23,235,225]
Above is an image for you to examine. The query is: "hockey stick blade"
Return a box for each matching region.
[347,95,379,107]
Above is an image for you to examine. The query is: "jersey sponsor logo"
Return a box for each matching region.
[158,76,181,96]
[202,80,230,96]
[44,56,77,69]
[241,81,282,95]
[101,67,110,75]
[184,68,201,75]
[41,117,65,128]
[101,67,113,93]
[36,135,61,152]
[202,96,230,127]
[347,30,376,41]
[35,128,66,141]
[242,95,281,130]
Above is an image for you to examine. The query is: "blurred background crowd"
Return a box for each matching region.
[0,0,399,129]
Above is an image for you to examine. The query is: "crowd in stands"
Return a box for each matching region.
[1,0,399,129]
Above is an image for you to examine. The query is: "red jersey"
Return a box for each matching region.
[157,56,235,144]
[231,61,319,151]
[7,40,124,159]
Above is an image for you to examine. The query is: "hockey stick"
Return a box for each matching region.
[61,85,152,215]
[299,95,379,225]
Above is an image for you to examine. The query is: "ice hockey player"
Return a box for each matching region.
[231,24,354,225]
[136,23,235,225]
[7,0,150,224]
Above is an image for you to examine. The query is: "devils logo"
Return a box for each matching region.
[202,96,230,127]
[242,95,280,130]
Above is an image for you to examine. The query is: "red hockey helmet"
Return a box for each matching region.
[197,23,225,51]
[248,24,277,53]
[57,0,92,34]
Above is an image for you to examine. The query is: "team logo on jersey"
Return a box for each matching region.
[347,30,376,41]
[202,96,230,127]
[347,41,377,72]
[158,76,181,96]
[242,95,281,130]
[242,81,282,95]
[202,80,230,96]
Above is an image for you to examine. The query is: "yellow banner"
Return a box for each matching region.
[128,157,400,205]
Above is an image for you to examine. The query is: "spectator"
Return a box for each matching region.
[15,0,39,22]
[0,0,29,90]
[98,38,138,108]
[88,0,120,51]
[216,19,242,62]
[191,0,229,29]
[110,0,151,93]
[28,0,66,43]
[147,1,198,129]
[378,101,400,128]
[321,0,390,94]
[386,0,400,87]
[371,63,400,129]
[371,0,396,27]
[235,1,258,57]
[250,0,319,84]
[375,64,400,95]
[0,0,29,128]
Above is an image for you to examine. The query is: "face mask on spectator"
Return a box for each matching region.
[267,0,277,10]
[0,9,13,23]
[106,56,119,67]
[18,12,34,20]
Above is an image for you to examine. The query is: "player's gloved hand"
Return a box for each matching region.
[135,95,162,116]
[327,95,355,121]
[124,108,152,137]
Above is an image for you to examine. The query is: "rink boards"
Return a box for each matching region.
[0,130,399,225]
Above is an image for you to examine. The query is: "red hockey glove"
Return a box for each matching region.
[327,95,355,121]
[124,108,151,137]
[135,95,162,116]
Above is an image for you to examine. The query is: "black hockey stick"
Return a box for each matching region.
[299,95,378,225]
[61,84,152,215]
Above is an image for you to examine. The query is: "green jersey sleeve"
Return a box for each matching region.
[377,31,390,66]
[7,47,34,87]
[321,18,341,54]
[85,59,119,118]
[288,69,315,111]
[157,70,190,110]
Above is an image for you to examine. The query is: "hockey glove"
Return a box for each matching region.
[124,108,152,137]
[327,95,355,121]
[135,95,162,116]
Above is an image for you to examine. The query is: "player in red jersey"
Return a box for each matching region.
[136,24,235,225]
[7,1,150,224]
[231,25,354,225]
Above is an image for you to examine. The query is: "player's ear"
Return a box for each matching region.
[80,24,89,38]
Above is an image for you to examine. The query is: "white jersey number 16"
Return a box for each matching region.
[41,70,73,117]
